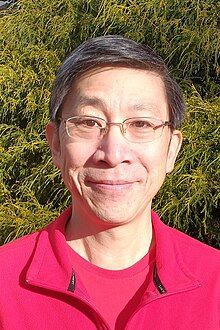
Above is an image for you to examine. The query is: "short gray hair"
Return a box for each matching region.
[50,35,185,128]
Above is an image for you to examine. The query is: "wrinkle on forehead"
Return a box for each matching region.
[62,67,169,120]
[64,94,166,119]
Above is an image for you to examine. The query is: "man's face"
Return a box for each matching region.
[46,67,182,225]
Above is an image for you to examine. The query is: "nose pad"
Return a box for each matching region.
[121,125,126,136]
[102,122,125,139]
[100,126,108,137]
[95,123,132,167]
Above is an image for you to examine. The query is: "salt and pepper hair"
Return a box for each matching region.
[49,35,185,128]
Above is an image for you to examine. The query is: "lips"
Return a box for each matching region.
[88,180,132,185]
[85,179,136,192]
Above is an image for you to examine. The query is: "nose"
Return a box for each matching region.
[93,125,134,167]
[104,122,125,135]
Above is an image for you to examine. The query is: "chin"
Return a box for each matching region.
[90,205,144,227]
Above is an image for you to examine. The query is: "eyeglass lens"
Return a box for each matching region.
[65,116,165,143]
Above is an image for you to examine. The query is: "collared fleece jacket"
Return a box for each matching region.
[0,207,219,329]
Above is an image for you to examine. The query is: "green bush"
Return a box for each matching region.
[154,93,220,247]
[0,0,219,247]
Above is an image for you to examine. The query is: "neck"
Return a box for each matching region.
[66,205,153,270]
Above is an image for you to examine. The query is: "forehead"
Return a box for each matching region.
[61,66,169,119]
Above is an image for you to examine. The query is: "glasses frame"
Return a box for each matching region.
[58,115,173,143]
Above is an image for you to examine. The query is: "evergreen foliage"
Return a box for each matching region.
[0,0,219,247]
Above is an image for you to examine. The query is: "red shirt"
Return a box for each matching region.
[0,207,220,329]
[68,243,155,328]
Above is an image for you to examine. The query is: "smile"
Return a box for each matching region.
[86,180,134,191]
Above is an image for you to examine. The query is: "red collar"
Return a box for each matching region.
[26,207,200,302]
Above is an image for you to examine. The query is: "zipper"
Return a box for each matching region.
[26,277,111,330]
[153,265,167,294]
[26,269,200,330]
[124,281,201,329]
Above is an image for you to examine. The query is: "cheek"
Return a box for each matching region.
[138,143,169,180]
[61,142,96,167]
[59,142,97,188]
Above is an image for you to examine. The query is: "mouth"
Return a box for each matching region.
[86,179,136,192]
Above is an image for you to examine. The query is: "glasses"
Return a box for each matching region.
[58,116,172,143]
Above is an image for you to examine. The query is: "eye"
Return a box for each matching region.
[72,117,103,128]
[81,119,99,127]
[130,120,152,128]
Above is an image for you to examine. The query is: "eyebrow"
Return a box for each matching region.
[131,103,161,117]
[74,95,106,110]
[72,95,161,117]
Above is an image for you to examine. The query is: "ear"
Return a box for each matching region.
[45,121,63,169]
[166,129,182,173]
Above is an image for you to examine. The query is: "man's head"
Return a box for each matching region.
[46,36,184,226]
[49,35,185,128]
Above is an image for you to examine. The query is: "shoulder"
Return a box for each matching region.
[0,231,40,276]
[169,225,219,258]
[0,208,69,281]
[152,211,219,265]
[168,225,220,279]
[0,231,38,254]
[153,210,219,284]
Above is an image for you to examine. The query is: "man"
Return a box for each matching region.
[0,36,219,329]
